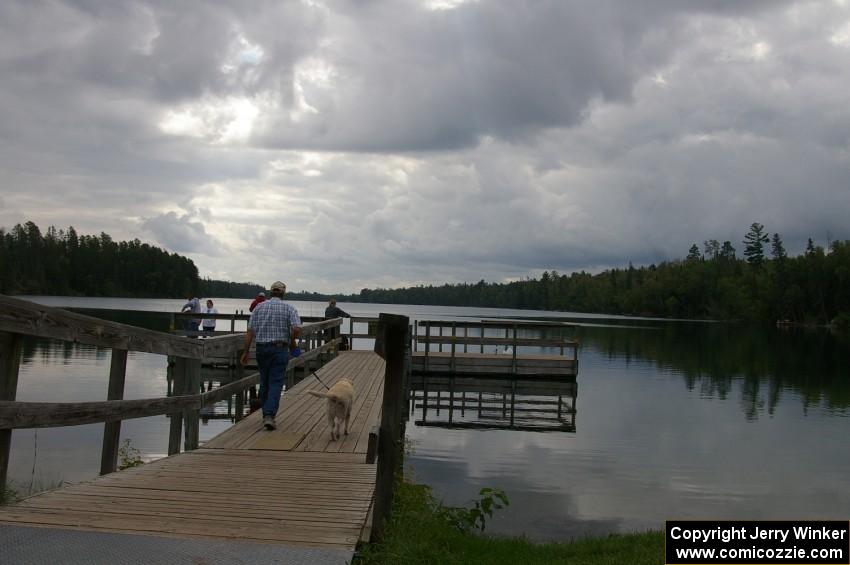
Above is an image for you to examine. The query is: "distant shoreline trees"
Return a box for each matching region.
[2,220,847,325]
[331,223,849,326]
[0,221,262,299]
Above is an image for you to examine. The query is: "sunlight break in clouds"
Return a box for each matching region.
[159,96,261,144]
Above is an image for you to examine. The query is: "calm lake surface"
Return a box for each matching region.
[8,296,850,541]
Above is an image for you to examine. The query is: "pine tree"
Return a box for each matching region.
[805,238,816,256]
[743,222,769,266]
[770,233,787,261]
[703,239,720,260]
[720,241,736,259]
[687,244,701,261]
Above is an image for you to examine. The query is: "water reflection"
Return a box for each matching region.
[165,365,256,422]
[410,375,577,432]
[575,323,850,418]
[20,337,110,366]
[406,325,850,542]
[8,299,850,542]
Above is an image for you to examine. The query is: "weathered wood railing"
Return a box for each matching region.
[415,319,577,354]
[368,313,410,542]
[173,312,381,349]
[0,295,342,494]
[413,320,578,378]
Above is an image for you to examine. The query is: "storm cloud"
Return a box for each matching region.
[1,0,847,293]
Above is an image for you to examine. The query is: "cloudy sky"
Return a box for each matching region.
[1,0,849,293]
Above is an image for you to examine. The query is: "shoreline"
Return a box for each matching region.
[355,479,663,565]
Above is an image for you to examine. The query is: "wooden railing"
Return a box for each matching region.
[173,312,381,349]
[0,295,342,493]
[415,319,577,354]
[414,319,577,370]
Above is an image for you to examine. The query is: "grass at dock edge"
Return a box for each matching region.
[355,479,664,565]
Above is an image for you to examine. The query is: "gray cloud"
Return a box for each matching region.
[0,0,848,293]
[141,211,227,257]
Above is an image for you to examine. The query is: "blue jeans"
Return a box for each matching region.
[256,343,290,417]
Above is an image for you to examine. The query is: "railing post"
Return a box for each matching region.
[511,323,518,376]
[234,352,245,422]
[424,321,430,373]
[168,358,186,455]
[184,359,201,451]
[0,331,23,498]
[99,348,128,475]
[450,322,456,374]
[402,324,411,423]
[371,313,409,543]
[286,366,295,391]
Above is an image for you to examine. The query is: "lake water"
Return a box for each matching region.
[6,296,849,541]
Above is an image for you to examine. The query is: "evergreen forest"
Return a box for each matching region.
[331,223,850,326]
[0,221,262,299]
[2,221,848,326]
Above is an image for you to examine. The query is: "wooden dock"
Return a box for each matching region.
[0,297,416,563]
[0,297,581,562]
[0,351,386,560]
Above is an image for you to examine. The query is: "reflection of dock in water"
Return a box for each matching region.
[410,375,577,432]
[408,320,579,432]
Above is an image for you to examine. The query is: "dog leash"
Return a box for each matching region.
[312,372,331,390]
[289,331,329,390]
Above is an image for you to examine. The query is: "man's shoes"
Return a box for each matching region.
[263,415,277,430]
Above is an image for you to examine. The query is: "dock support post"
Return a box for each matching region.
[371,313,409,543]
[100,348,128,475]
[184,359,201,451]
[366,425,379,464]
[168,358,186,455]
[0,331,22,498]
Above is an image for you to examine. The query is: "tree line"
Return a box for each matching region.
[333,223,849,326]
[2,220,848,325]
[0,221,262,298]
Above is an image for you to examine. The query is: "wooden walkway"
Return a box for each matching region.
[0,351,385,554]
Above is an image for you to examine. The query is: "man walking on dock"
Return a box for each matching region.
[241,281,301,430]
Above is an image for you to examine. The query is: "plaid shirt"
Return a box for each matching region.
[249,297,301,343]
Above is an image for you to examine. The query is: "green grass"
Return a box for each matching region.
[1,478,66,506]
[0,483,18,505]
[356,480,664,565]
